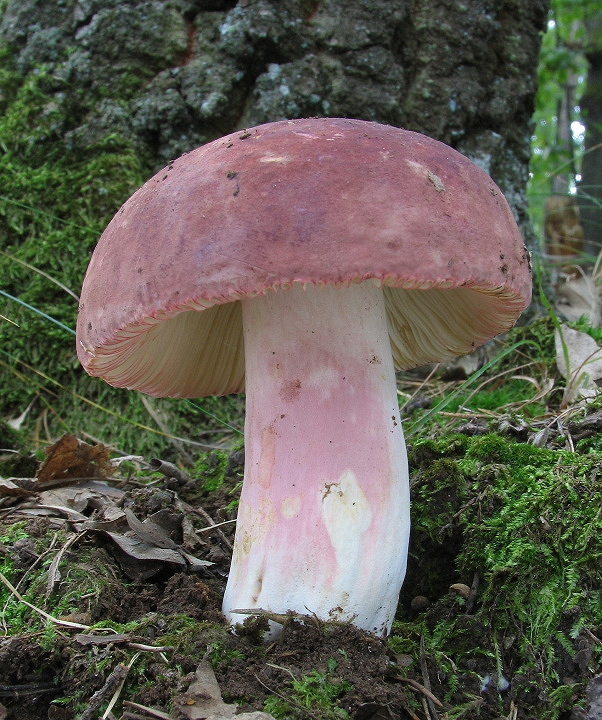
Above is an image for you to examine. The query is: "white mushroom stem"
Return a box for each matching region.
[222,281,410,636]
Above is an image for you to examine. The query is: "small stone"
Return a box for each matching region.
[410,595,431,612]
[449,583,471,599]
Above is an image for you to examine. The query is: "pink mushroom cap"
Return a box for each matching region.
[76,117,532,396]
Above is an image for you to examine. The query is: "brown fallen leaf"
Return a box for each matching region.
[174,660,275,720]
[84,506,213,577]
[103,531,189,566]
[0,477,35,499]
[124,508,181,550]
[13,481,125,522]
[37,434,113,485]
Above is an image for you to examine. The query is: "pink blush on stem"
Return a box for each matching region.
[223,281,411,636]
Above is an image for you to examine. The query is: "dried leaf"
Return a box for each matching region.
[39,482,123,513]
[175,661,275,720]
[555,273,602,326]
[84,504,213,574]
[16,500,89,521]
[124,508,181,550]
[103,532,188,565]
[180,550,215,572]
[37,434,113,485]
[555,324,602,403]
[13,481,125,522]
[0,477,34,499]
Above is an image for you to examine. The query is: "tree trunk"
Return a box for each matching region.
[0,0,548,248]
[579,12,602,259]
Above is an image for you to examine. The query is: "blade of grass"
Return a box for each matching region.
[185,399,244,437]
[0,289,75,335]
[0,350,233,449]
[405,340,537,437]
[0,194,98,234]
[0,570,91,630]
[0,250,80,302]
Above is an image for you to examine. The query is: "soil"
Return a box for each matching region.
[0,434,599,720]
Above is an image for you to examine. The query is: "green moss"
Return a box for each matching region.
[206,640,246,668]
[0,49,249,460]
[460,441,601,638]
[194,449,232,492]
[263,664,352,720]
[397,431,601,719]
[0,521,29,545]
[0,58,148,443]
[0,523,120,636]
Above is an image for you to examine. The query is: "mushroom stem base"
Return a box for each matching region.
[223,281,410,637]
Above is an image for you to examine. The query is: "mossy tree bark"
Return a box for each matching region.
[0,0,548,244]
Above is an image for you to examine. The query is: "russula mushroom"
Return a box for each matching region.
[76,117,532,636]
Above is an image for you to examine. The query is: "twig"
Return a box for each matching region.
[0,571,90,630]
[0,681,59,697]
[196,519,236,533]
[125,642,173,653]
[122,700,172,719]
[46,531,85,596]
[193,506,234,551]
[102,653,140,719]
[465,571,480,615]
[231,607,322,629]
[419,635,440,720]
[398,677,443,708]
[79,663,130,720]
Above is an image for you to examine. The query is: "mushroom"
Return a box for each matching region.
[76,118,532,637]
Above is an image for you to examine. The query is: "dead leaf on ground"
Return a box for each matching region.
[84,506,213,576]
[99,530,213,574]
[0,477,35,500]
[14,481,125,521]
[555,271,602,326]
[174,660,275,720]
[555,324,602,404]
[36,434,113,485]
[124,508,181,550]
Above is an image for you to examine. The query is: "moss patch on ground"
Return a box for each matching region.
[393,431,601,718]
